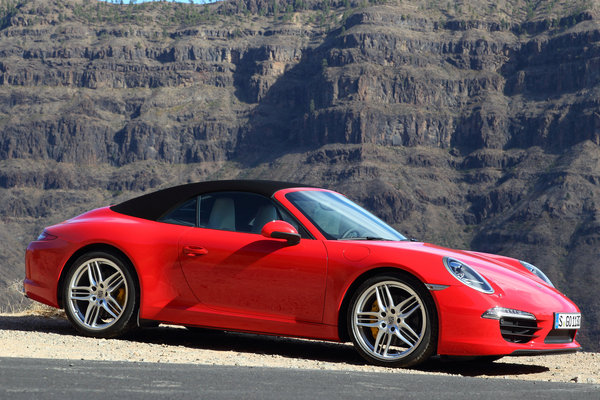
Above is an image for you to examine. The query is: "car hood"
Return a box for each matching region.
[347,240,578,313]
[360,240,559,292]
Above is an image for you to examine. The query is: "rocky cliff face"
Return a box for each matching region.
[0,0,599,351]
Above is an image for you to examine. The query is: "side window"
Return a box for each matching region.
[198,191,311,236]
[199,192,278,233]
[157,191,312,238]
[158,197,197,227]
[275,205,311,239]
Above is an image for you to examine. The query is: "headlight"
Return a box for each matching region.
[519,260,554,288]
[443,257,494,294]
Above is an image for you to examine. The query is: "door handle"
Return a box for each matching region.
[183,245,208,257]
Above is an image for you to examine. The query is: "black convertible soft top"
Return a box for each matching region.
[110,180,308,221]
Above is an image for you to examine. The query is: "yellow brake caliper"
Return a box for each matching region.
[371,300,379,339]
[115,287,126,307]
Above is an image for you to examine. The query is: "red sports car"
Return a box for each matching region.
[24,180,581,367]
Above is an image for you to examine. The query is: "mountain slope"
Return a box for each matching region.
[0,0,599,351]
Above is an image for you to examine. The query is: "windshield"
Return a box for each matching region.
[285,191,406,241]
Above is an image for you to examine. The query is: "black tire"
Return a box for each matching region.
[62,251,138,338]
[347,273,437,368]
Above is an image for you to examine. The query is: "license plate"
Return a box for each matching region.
[554,313,581,329]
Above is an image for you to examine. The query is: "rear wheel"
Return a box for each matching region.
[347,274,437,367]
[63,251,138,338]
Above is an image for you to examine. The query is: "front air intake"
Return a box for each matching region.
[499,317,542,343]
[544,329,576,344]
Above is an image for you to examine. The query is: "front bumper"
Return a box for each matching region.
[510,348,580,356]
[431,285,581,356]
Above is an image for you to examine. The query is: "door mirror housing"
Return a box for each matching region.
[261,220,301,245]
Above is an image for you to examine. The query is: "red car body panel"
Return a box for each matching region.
[178,228,328,323]
[24,184,581,356]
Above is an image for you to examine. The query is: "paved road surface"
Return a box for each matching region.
[1,357,598,399]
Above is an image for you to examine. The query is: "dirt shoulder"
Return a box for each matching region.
[0,312,598,385]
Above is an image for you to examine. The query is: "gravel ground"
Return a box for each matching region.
[1,312,598,385]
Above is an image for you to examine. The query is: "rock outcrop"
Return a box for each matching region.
[0,0,599,351]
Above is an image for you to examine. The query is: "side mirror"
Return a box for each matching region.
[261,220,301,245]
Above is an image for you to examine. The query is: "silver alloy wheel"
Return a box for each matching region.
[351,280,427,361]
[66,257,128,331]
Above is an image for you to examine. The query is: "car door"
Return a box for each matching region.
[178,191,328,323]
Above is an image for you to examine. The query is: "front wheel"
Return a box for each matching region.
[347,274,437,367]
[63,251,138,338]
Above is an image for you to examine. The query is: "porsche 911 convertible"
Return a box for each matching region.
[24,180,581,367]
